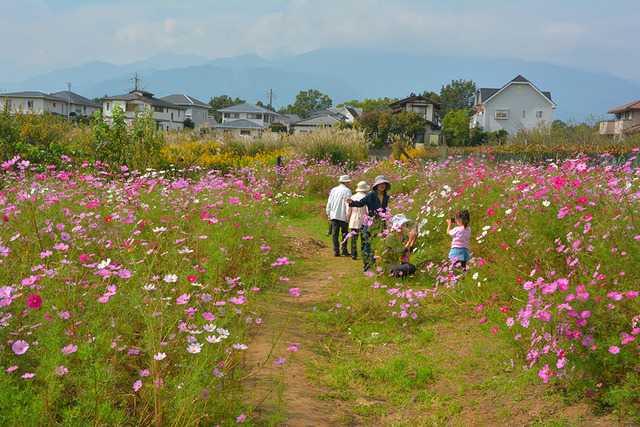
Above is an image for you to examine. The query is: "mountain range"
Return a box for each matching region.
[2,49,639,122]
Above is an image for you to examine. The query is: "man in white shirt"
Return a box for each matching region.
[326,175,353,256]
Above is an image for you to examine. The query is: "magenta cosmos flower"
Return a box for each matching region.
[27,294,42,309]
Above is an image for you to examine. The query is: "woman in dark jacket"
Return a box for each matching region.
[345,175,390,272]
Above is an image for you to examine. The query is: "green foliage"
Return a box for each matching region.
[183,117,195,129]
[441,109,470,146]
[92,105,165,170]
[336,97,397,114]
[357,110,427,148]
[269,122,288,133]
[428,79,477,115]
[289,128,369,166]
[208,95,245,123]
[256,100,276,111]
[278,89,332,118]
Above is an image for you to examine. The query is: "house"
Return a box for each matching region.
[471,75,557,134]
[49,91,102,117]
[213,103,287,137]
[291,115,344,134]
[159,94,214,128]
[102,90,186,131]
[599,99,640,140]
[388,95,441,144]
[1,91,71,117]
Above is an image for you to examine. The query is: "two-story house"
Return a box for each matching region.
[50,91,102,118]
[214,103,287,137]
[159,94,213,128]
[291,106,363,134]
[471,75,557,134]
[599,99,640,140]
[102,90,186,131]
[388,95,441,144]
[1,91,70,116]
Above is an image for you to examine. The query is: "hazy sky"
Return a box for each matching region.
[1,0,639,83]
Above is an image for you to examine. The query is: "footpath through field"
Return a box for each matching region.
[245,213,623,426]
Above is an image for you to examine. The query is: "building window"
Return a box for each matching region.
[517,85,522,94]
[171,112,174,120]
[240,130,251,135]
[27,100,34,109]
[247,113,262,119]
[53,102,56,107]
[495,109,508,119]
[522,110,526,118]
[154,106,164,113]
[106,103,110,110]
[83,106,86,114]
[536,110,543,118]
[224,113,240,119]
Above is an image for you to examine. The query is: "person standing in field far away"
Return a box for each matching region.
[446,209,471,271]
[346,181,369,260]
[345,175,390,272]
[326,175,353,257]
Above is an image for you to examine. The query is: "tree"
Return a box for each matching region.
[336,97,397,114]
[357,110,427,147]
[208,95,245,123]
[441,109,471,147]
[437,79,477,115]
[278,89,332,118]
[183,118,195,129]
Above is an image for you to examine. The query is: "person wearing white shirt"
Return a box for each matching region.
[326,175,353,256]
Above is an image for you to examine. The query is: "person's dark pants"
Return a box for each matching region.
[361,221,384,271]
[387,263,417,278]
[326,221,333,236]
[350,228,363,258]
[331,219,349,255]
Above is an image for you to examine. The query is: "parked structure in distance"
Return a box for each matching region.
[1,90,100,118]
[159,94,214,128]
[102,90,186,131]
[471,75,556,134]
[213,103,287,137]
[388,94,441,144]
[599,99,640,140]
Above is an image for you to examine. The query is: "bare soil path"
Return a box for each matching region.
[245,229,359,426]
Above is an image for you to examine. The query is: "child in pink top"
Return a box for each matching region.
[446,209,471,270]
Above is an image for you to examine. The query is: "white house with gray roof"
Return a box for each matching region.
[159,94,213,128]
[471,75,556,134]
[50,91,102,118]
[1,91,70,116]
[214,103,287,137]
[103,90,186,131]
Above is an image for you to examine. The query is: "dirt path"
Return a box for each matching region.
[246,231,359,426]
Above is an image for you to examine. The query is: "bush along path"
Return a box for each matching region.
[246,210,626,426]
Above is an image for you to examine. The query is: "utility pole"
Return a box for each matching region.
[269,89,273,110]
[67,82,71,120]
[132,72,141,91]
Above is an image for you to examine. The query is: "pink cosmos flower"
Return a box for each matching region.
[133,380,142,392]
[27,294,42,309]
[12,340,29,355]
[55,366,68,376]
[237,414,247,423]
[61,344,78,354]
[6,365,18,372]
[140,369,150,377]
[609,346,620,354]
[21,373,35,379]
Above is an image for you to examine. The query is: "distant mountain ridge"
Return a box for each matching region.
[1,49,638,121]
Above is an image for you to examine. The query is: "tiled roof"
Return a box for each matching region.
[478,75,555,106]
[49,91,101,108]
[608,99,640,114]
[104,90,186,110]
[218,103,277,114]
[160,94,210,108]
[293,115,342,126]
[388,95,440,109]
[214,119,266,129]
[1,91,66,101]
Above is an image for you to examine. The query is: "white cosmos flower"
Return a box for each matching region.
[152,227,167,233]
[187,343,202,354]
[472,272,479,280]
[164,274,178,283]
[203,324,216,332]
[233,343,247,350]
[542,200,550,207]
[216,328,229,338]
[143,284,156,291]
[97,258,111,269]
[154,352,166,360]
[206,335,222,343]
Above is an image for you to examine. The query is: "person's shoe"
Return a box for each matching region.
[334,252,340,257]
[340,251,351,257]
[351,254,357,260]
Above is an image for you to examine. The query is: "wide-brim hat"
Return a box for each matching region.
[339,175,352,183]
[356,181,370,192]
[372,175,390,191]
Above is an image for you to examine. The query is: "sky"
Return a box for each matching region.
[1,0,639,84]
